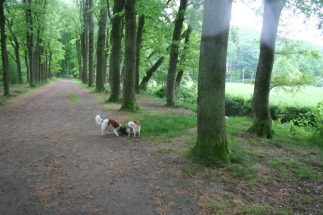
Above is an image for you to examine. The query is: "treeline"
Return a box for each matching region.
[1,1,322,94]
[1,0,323,163]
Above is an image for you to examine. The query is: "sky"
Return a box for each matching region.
[231,2,323,46]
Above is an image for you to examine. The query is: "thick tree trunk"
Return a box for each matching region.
[7,20,23,84]
[108,0,124,101]
[34,29,41,83]
[88,0,94,87]
[25,0,35,87]
[175,25,193,87]
[0,0,10,96]
[139,56,164,91]
[81,0,89,84]
[248,0,284,139]
[49,51,52,78]
[24,51,30,82]
[135,14,145,94]
[192,0,233,165]
[95,0,108,92]
[166,0,188,106]
[13,38,23,84]
[82,30,88,83]
[104,0,110,84]
[76,38,82,79]
[120,0,139,111]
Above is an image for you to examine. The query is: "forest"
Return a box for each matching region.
[1,1,323,214]
[1,0,323,163]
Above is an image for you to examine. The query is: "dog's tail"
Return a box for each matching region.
[101,119,109,131]
[96,115,103,125]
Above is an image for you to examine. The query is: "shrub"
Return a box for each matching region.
[176,86,197,104]
[292,102,323,136]
[270,105,313,124]
[154,86,166,98]
[225,94,247,116]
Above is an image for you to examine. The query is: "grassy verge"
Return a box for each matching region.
[68,93,79,102]
[79,79,323,215]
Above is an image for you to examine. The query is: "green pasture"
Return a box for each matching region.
[225,83,323,106]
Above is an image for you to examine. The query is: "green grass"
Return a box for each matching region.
[226,83,323,106]
[78,79,323,215]
[134,113,196,138]
[68,93,79,102]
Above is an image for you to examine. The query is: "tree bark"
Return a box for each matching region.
[135,14,145,94]
[166,0,188,106]
[120,0,139,111]
[88,0,94,87]
[248,0,284,138]
[49,51,52,78]
[76,38,82,79]
[81,0,89,84]
[191,0,233,165]
[108,0,124,101]
[139,56,164,91]
[6,17,23,84]
[95,0,108,92]
[25,0,35,87]
[24,50,29,82]
[175,25,193,87]
[0,0,10,96]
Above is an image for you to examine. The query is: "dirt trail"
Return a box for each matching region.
[0,79,208,214]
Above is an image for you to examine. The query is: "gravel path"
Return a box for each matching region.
[0,79,203,215]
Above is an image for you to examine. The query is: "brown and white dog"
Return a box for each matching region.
[95,115,121,136]
[124,121,141,137]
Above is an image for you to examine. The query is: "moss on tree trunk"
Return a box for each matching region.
[120,100,139,112]
[108,93,119,102]
[192,136,231,165]
[248,118,274,139]
[248,0,283,139]
[191,0,233,166]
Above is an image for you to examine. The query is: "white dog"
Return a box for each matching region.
[95,115,121,136]
[125,121,141,137]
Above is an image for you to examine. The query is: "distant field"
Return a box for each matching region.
[226,83,323,106]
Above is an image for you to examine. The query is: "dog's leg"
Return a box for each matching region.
[113,129,119,136]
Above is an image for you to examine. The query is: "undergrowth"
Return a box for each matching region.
[128,113,196,138]
[79,79,323,214]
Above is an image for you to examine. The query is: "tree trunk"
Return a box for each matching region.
[104,0,110,84]
[76,38,82,79]
[35,30,41,83]
[166,0,188,106]
[135,14,145,94]
[7,19,23,84]
[25,50,29,82]
[95,0,108,92]
[25,0,35,87]
[0,0,10,96]
[248,0,284,139]
[88,0,94,87]
[139,56,164,91]
[175,25,193,87]
[81,0,89,84]
[191,0,233,165]
[120,0,139,111]
[108,0,124,101]
[14,38,23,84]
[49,51,52,78]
